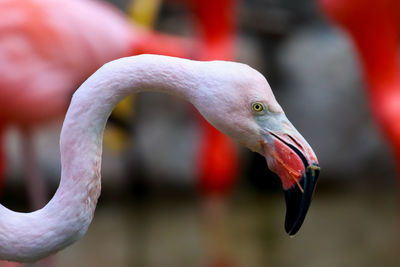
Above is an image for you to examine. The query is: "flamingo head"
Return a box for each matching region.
[193,61,320,235]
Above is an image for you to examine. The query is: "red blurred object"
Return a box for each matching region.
[181,1,239,266]
[197,123,239,195]
[183,0,240,196]
[319,0,400,175]
[186,0,236,60]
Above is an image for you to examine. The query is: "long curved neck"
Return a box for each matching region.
[58,55,203,209]
[0,55,203,262]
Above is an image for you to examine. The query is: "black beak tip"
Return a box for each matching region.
[284,164,320,236]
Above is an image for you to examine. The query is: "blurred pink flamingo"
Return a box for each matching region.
[0,0,192,207]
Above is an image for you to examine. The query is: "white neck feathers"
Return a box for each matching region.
[0,55,208,262]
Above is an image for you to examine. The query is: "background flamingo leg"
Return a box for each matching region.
[20,129,48,210]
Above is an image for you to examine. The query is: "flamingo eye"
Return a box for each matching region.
[252,102,265,113]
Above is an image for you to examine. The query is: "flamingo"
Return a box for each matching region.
[0,0,192,127]
[0,54,320,262]
[0,0,193,207]
[318,0,400,177]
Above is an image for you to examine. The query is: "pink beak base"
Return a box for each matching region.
[264,137,306,191]
[261,131,320,235]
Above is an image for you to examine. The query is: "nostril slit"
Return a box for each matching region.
[287,135,304,151]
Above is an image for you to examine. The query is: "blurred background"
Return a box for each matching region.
[1,0,400,266]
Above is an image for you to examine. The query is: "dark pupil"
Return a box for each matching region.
[255,104,261,110]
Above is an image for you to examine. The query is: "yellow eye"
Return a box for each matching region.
[252,102,264,112]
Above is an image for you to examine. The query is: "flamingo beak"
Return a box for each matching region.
[259,115,320,235]
[283,162,320,236]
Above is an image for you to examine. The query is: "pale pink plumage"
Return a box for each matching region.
[0,0,139,125]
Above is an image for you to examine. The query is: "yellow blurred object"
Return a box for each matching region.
[106,0,162,152]
[112,96,135,120]
[106,96,135,153]
[128,0,161,27]
[104,125,131,153]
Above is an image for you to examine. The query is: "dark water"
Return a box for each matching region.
[50,188,400,267]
